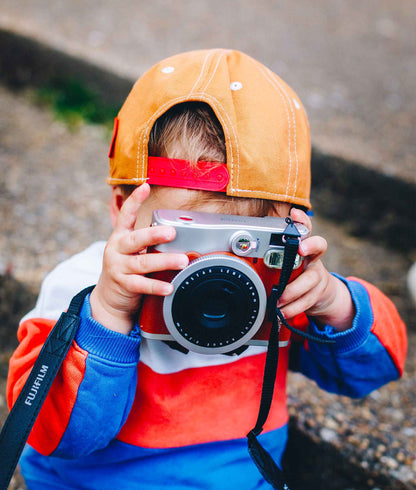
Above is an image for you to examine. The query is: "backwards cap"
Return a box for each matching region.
[108,49,311,209]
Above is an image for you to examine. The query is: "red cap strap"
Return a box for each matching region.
[147,157,229,192]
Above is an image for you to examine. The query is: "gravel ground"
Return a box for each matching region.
[0,87,112,286]
[1,0,416,185]
[0,86,415,489]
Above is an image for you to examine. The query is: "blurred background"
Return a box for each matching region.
[0,1,415,488]
[1,0,415,179]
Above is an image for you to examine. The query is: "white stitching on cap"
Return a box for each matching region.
[197,92,239,183]
[186,50,214,99]
[216,56,307,203]
[256,61,300,201]
[136,50,237,187]
[243,59,292,199]
[264,66,299,200]
[197,50,238,187]
[135,50,216,182]
[257,63,294,199]
[199,50,228,99]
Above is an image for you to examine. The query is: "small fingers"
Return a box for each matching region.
[117,225,177,255]
[299,235,327,262]
[123,252,189,275]
[278,265,321,305]
[279,290,318,321]
[289,209,327,262]
[123,274,175,296]
[277,263,328,319]
[290,207,312,232]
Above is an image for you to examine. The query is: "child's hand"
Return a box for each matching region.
[276,208,355,331]
[90,184,189,335]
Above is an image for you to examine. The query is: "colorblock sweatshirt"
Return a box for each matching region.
[6,241,407,489]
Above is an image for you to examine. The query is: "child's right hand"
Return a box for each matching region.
[90,184,189,335]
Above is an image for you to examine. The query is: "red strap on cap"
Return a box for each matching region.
[147,157,229,192]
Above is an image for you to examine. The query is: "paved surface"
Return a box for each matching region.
[0,1,415,488]
[0,0,415,185]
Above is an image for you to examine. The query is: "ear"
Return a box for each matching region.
[110,186,125,227]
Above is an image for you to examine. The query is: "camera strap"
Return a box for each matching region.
[247,219,299,490]
[246,218,333,490]
[0,285,95,490]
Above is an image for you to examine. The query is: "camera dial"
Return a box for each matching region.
[229,231,258,256]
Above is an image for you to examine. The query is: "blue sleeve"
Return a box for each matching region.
[295,275,400,398]
[52,294,141,458]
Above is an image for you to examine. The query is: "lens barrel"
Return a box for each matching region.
[163,255,267,354]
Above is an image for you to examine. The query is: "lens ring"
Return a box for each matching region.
[163,255,267,354]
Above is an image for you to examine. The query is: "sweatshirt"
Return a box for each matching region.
[7,241,407,489]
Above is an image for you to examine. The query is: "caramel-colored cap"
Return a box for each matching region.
[108,49,311,209]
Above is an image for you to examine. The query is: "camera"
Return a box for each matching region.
[139,209,309,354]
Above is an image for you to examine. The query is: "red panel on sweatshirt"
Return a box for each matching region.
[7,318,88,455]
[117,348,290,448]
[352,278,407,375]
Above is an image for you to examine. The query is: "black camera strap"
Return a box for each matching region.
[0,285,94,490]
[246,218,333,490]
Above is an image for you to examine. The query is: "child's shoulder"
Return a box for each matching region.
[22,241,106,322]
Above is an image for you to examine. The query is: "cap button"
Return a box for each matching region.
[230,81,243,91]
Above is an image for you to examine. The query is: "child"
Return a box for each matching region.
[7,49,407,489]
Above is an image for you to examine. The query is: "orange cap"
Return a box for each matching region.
[107,49,311,209]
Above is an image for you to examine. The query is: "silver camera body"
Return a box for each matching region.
[142,209,309,354]
[153,209,309,261]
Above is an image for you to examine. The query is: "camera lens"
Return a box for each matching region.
[163,255,267,354]
[197,284,232,328]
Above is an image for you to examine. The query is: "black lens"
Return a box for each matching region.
[171,265,260,348]
[193,278,242,329]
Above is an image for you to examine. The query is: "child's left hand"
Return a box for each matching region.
[276,208,355,331]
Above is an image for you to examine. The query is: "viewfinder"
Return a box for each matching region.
[269,233,284,247]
